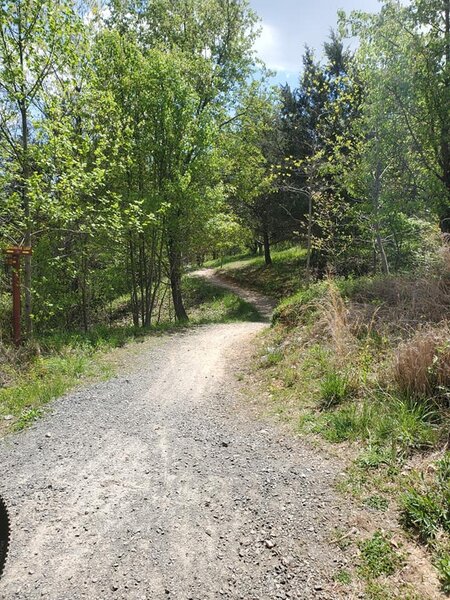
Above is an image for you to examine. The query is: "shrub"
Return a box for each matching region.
[394,325,450,405]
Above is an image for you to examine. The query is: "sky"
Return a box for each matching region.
[251,0,382,85]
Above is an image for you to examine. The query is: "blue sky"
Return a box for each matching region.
[250,0,381,85]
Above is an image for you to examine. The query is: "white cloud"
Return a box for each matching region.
[254,22,298,76]
[254,23,286,71]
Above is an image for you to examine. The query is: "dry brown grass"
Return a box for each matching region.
[353,276,449,333]
[320,282,354,359]
[394,324,450,404]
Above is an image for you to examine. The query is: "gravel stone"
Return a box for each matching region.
[0,287,349,599]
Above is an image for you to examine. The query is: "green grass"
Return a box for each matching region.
[400,453,450,592]
[0,276,261,435]
[358,531,402,578]
[319,369,354,408]
[0,341,115,431]
[334,568,352,584]
[183,276,262,323]
[437,551,450,594]
[309,393,440,459]
[217,246,307,298]
[203,251,256,269]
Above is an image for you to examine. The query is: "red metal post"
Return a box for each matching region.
[4,247,32,346]
[11,254,21,346]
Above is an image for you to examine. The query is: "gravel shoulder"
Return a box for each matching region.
[0,275,353,600]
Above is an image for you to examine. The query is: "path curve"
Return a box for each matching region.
[0,278,351,600]
[192,269,276,321]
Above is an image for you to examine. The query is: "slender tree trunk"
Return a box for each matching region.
[168,238,188,322]
[20,103,32,338]
[138,236,145,327]
[80,244,89,333]
[305,189,313,277]
[262,222,272,266]
[441,0,450,232]
[129,235,140,327]
[373,161,390,275]
[17,15,32,339]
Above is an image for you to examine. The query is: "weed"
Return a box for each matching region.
[14,408,42,431]
[357,446,395,470]
[363,495,389,511]
[259,347,283,367]
[401,453,450,543]
[436,550,450,593]
[365,581,393,600]
[331,526,353,550]
[280,365,298,388]
[358,531,401,578]
[333,568,352,584]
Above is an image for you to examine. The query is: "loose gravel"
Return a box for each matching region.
[0,279,353,600]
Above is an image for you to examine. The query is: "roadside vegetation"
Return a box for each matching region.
[216,244,450,598]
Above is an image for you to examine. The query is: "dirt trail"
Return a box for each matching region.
[0,273,351,599]
[191,269,277,321]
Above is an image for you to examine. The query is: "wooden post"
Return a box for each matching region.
[4,247,32,346]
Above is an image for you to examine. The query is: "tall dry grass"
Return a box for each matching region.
[394,325,450,405]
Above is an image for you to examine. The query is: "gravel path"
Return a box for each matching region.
[0,274,351,600]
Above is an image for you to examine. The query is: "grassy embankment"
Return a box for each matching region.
[0,276,260,435]
[217,245,450,599]
[206,246,308,298]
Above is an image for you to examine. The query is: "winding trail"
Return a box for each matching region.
[0,271,351,600]
[191,269,277,321]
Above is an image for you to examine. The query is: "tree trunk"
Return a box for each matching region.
[80,245,89,333]
[441,0,450,233]
[128,236,140,327]
[373,161,390,275]
[168,239,188,322]
[305,189,313,278]
[19,100,32,338]
[18,17,32,339]
[262,223,272,266]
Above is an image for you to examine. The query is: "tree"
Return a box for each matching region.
[106,0,260,320]
[277,34,362,275]
[0,0,81,335]
[345,0,450,232]
[223,86,286,266]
